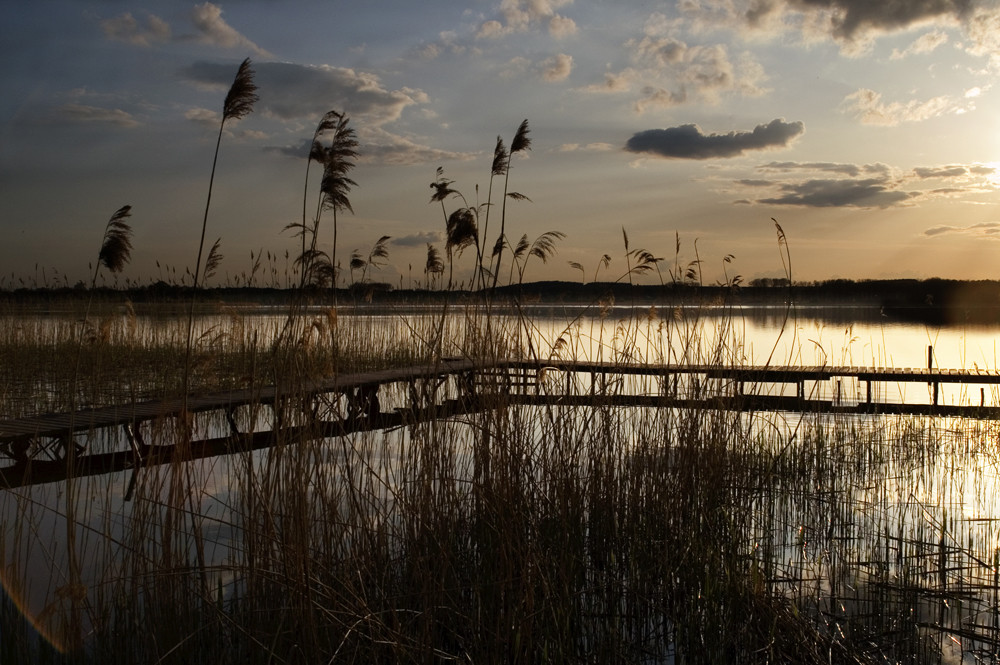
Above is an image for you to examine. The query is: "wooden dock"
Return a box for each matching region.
[2,357,1000,489]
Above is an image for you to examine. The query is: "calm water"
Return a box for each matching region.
[3,305,1000,656]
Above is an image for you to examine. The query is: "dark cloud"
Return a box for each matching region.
[758,178,915,208]
[736,179,774,186]
[625,119,803,159]
[181,61,426,126]
[392,231,443,247]
[782,0,974,39]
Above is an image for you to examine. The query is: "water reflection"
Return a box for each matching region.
[3,305,1000,658]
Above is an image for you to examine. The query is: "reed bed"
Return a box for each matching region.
[1,300,1000,664]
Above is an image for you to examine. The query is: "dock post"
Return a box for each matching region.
[928,345,939,405]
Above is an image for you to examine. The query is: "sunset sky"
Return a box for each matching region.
[3,0,1000,288]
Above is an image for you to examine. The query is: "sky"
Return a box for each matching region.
[3,0,1000,289]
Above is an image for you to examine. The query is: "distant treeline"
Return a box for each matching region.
[3,278,1000,322]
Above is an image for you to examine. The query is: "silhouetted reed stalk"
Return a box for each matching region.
[297,111,340,287]
[175,57,256,603]
[318,112,358,292]
[57,204,135,650]
[182,57,257,398]
[490,119,531,292]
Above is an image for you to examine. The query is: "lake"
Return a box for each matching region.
[2,303,1000,661]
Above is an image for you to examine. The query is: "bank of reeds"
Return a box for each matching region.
[1,299,1000,663]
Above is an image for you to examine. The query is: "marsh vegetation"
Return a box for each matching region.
[4,58,1000,665]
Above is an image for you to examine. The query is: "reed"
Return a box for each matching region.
[3,285,999,663]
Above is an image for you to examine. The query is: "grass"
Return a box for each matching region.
[1,297,999,664]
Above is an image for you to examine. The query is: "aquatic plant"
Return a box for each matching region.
[296,110,341,287]
[490,119,532,291]
[424,243,444,290]
[191,58,257,292]
[319,113,359,289]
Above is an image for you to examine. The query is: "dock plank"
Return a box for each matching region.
[0,358,478,443]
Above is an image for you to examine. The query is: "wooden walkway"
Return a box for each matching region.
[498,359,1000,405]
[0,358,477,447]
[2,357,1000,489]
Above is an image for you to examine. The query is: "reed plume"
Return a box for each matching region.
[204,238,223,281]
[516,230,564,284]
[319,112,358,289]
[491,119,531,290]
[297,110,341,286]
[425,243,444,289]
[476,137,507,290]
[192,58,257,292]
[360,235,391,284]
[446,207,478,290]
[95,205,134,277]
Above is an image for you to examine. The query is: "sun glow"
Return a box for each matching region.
[983,162,1000,188]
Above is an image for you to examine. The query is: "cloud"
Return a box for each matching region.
[548,15,578,38]
[592,28,768,110]
[392,231,444,248]
[189,3,270,57]
[760,161,861,176]
[924,221,1000,237]
[625,119,804,159]
[500,56,532,79]
[678,0,996,59]
[101,3,271,56]
[184,107,219,127]
[786,0,973,41]
[415,31,468,60]
[266,128,475,167]
[51,103,140,128]
[758,161,893,177]
[964,7,1000,69]
[356,128,477,166]
[557,142,615,152]
[758,178,915,208]
[181,61,427,127]
[538,53,573,81]
[583,70,635,93]
[840,88,963,125]
[476,20,506,39]
[913,165,970,178]
[477,0,576,39]
[890,30,949,59]
[744,160,996,208]
[101,12,171,47]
